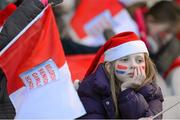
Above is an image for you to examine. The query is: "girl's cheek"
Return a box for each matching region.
[142,66,145,70]
[141,65,145,72]
[115,64,128,75]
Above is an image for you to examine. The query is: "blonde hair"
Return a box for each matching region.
[105,62,120,117]
[104,53,157,118]
[143,53,157,85]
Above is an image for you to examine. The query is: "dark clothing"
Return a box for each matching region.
[0,69,15,119]
[78,64,164,119]
[62,38,100,55]
[150,37,180,75]
[0,0,44,50]
[0,0,44,118]
[61,28,115,55]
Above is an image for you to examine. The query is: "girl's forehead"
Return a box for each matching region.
[119,53,145,59]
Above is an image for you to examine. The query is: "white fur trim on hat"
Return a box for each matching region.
[104,40,149,61]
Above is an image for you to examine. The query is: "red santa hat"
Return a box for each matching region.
[85,31,149,77]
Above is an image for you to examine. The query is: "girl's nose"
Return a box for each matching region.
[129,60,138,69]
[129,66,135,69]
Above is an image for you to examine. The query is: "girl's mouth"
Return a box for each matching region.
[128,73,134,78]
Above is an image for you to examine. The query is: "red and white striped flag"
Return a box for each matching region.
[0,5,85,119]
[69,0,139,47]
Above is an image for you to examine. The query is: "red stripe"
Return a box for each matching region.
[142,66,145,70]
[117,65,128,70]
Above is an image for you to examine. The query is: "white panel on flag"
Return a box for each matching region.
[19,59,60,89]
[84,10,116,41]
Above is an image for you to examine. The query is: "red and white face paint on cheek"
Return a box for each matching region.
[115,64,133,83]
[141,65,145,72]
[132,65,146,84]
[115,64,128,75]
[142,66,145,70]
[132,65,145,76]
[140,65,146,75]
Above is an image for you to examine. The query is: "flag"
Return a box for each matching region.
[69,0,139,46]
[66,54,96,80]
[0,5,85,119]
[66,54,104,81]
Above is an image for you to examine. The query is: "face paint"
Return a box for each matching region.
[142,66,145,70]
[115,65,128,75]
[114,53,146,83]
[117,65,128,69]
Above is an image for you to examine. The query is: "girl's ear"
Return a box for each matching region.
[105,62,112,74]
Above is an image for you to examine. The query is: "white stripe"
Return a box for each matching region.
[0,5,49,56]
[10,62,86,119]
[104,40,149,61]
[0,26,2,32]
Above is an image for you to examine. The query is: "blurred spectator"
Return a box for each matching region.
[126,1,180,96]
[145,1,180,96]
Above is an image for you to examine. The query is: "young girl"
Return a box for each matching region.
[78,31,164,119]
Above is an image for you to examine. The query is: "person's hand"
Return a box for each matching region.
[133,66,146,84]
[121,66,146,91]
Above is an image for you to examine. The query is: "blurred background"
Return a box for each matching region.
[1,0,180,118]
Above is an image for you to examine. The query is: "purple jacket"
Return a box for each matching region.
[78,64,164,119]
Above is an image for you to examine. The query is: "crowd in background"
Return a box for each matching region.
[1,0,180,118]
[58,0,180,97]
[53,0,179,96]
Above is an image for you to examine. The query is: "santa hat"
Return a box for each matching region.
[85,31,149,77]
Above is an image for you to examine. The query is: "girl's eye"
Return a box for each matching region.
[120,58,128,62]
[136,59,144,63]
